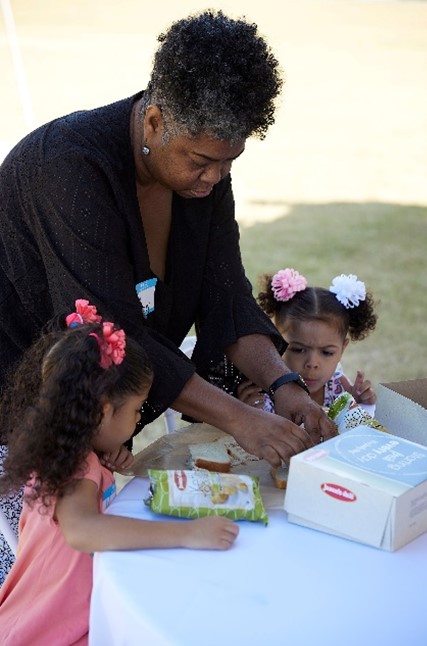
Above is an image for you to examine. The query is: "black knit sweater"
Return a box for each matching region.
[0,92,282,427]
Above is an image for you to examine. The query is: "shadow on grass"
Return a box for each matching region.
[238,201,427,385]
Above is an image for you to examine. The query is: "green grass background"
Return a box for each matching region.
[238,202,427,388]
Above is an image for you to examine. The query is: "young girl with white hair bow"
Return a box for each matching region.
[238,269,378,415]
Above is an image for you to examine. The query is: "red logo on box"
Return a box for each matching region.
[321,483,357,502]
[303,448,328,462]
[174,470,187,491]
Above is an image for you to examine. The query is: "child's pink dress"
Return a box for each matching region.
[0,452,115,646]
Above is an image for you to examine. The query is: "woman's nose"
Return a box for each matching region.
[200,163,222,185]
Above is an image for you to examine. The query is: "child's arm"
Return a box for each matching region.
[236,379,265,408]
[55,479,239,553]
[236,379,275,413]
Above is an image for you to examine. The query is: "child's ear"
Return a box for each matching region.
[101,402,114,425]
[343,338,350,351]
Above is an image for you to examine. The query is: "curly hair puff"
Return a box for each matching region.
[257,274,378,342]
[142,9,283,142]
[0,321,152,508]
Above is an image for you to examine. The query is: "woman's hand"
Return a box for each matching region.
[234,379,337,464]
[231,386,337,467]
[172,372,337,468]
[272,382,337,446]
[100,445,134,473]
[340,371,377,406]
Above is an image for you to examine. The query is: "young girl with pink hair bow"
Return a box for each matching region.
[0,300,238,645]
[238,269,378,416]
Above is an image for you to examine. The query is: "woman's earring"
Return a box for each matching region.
[142,145,150,156]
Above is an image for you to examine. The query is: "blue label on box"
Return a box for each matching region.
[329,426,427,487]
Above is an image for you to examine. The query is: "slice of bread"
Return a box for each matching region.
[189,442,232,473]
[271,465,289,490]
[214,436,260,466]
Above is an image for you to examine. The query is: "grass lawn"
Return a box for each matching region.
[238,201,427,387]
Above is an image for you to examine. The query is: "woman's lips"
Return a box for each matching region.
[189,186,213,198]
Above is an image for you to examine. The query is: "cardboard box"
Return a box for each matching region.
[375,378,427,447]
[284,425,427,551]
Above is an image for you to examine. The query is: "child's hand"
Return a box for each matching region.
[340,371,377,406]
[100,445,134,474]
[237,379,265,409]
[183,516,239,550]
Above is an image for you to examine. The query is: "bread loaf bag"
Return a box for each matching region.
[145,469,268,524]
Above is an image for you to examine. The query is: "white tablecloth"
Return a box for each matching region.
[89,477,427,646]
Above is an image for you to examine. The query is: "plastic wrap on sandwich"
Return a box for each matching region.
[328,392,389,434]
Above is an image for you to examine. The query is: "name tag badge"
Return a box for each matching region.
[136,277,157,318]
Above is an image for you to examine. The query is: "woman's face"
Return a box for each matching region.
[281,319,349,405]
[141,107,245,198]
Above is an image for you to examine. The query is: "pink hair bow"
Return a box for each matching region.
[90,322,126,369]
[65,299,102,328]
[271,268,307,302]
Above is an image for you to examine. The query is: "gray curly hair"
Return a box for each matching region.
[141,10,284,143]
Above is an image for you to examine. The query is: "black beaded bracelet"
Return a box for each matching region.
[268,372,310,398]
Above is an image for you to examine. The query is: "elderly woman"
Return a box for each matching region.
[0,10,336,579]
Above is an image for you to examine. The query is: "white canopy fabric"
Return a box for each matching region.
[1,0,35,131]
